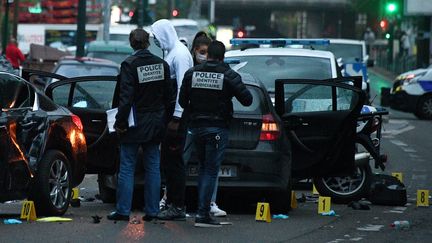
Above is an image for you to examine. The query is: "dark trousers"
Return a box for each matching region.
[161,121,186,208]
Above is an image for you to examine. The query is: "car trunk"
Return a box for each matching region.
[227,113,261,149]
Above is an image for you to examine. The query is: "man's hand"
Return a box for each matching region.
[166,119,180,138]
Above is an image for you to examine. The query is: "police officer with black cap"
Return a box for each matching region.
[179,40,253,227]
[107,28,176,221]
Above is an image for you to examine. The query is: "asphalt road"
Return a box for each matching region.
[1,69,431,242]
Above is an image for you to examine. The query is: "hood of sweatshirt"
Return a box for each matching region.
[151,19,178,51]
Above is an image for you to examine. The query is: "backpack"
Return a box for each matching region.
[369,174,407,206]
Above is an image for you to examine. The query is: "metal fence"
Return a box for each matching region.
[372,44,417,75]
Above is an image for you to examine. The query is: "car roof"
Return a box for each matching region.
[226,48,335,59]
[169,18,198,26]
[58,56,118,67]
[326,39,365,45]
[87,41,132,53]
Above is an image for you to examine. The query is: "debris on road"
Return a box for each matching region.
[272,214,289,219]
[390,220,410,230]
[356,224,384,231]
[348,201,370,210]
[320,210,336,216]
[92,215,102,224]
[3,219,22,224]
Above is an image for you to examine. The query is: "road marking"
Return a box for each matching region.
[385,206,407,214]
[390,140,408,146]
[357,224,384,231]
[388,119,408,124]
[412,174,428,180]
[383,125,415,135]
[402,148,417,153]
[409,154,420,158]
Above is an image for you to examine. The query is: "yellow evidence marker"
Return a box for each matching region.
[20,200,37,221]
[318,196,331,214]
[392,172,403,183]
[417,190,429,207]
[312,184,319,195]
[255,202,271,222]
[291,191,298,209]
[72,188,79,200]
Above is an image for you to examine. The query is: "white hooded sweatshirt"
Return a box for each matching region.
[151,19,193,118]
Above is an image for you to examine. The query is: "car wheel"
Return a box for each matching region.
[415,95,432,120]
[314,164,371,204]
[30,150,72,216]
[97,174,116,203]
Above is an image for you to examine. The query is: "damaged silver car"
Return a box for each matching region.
[0,71,87,216]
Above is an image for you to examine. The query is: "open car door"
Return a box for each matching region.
[43,74,119,174]
[274,77,365,178]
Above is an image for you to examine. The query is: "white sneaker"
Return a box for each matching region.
[159,198,167,210]
[210,202,227,217]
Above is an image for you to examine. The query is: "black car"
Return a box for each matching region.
[23,69,364,213]
[0,71,87,216]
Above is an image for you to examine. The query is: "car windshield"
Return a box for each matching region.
[231,55,332,92]
[313,43,363,63]
[55,64,119,77]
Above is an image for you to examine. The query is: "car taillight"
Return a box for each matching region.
[260,114,279,141]
[72,114,83,131]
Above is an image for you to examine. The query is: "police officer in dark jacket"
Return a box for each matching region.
[179,40,253,227]
[107,29,176,221]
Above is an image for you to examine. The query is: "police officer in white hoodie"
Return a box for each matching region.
[151,19,194,220]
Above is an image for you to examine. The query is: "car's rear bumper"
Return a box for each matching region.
[186,143,291,191]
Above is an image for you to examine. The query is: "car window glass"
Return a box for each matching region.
[232,86,265,114]
[0,73,34,110]
[71,81,116,110]
[313,43,363,63]
[55,64,119,77]
[284,84,332,113]
[52,83,72,107]
[87,52,128,64]
[233,56,332,92]
[283,83,358,113]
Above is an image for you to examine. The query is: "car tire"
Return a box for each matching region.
[30,150,72,216]
[313,164,372,204]
[415,95,432,120]
[97,174,116,203]
[270,181,292,214]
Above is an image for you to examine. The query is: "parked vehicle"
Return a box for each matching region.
[387,67,432,119]
[226,38,387,202]
[0,71,87,216]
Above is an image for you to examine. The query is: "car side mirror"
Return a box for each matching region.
[367,59,375,67]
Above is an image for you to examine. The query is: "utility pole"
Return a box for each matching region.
[209,0,215,23]
[103,0,111,41]
[137,0,148,28]
[2,0,11,54]
[76,0,86,57]
[12,0,18,39]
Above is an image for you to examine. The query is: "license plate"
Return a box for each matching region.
[188,165,237,177]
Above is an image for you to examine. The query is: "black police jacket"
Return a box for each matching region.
[179,60,252,128]
[115,49,176,143]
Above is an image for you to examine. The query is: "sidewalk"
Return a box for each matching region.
[369,66,397,81]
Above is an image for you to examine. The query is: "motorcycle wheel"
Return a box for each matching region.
[313,164,372,204]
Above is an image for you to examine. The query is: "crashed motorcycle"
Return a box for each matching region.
[313,105,389,203]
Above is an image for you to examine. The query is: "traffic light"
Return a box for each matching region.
[385,33,391,39]
[172,9,179,17]
[385,2,398,14]
[380,19,388,31]
[234,28,246,38]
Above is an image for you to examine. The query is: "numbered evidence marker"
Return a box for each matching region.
[20,200,37,221]
[392,172,403,183]
[255,202,271,222]
[291,191,298,209]
[70,188,81,207]
[318,196,331,214]
[417,190,429,207]
[312,184,319,195]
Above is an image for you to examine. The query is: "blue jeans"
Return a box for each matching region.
[184,131,220,203]
[188,127,229,217]
[116,142,160,216]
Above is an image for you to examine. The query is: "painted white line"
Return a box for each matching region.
[412,174,428,180]
[350,237,363,241]
[409,154,420,158]
[357,224,384,231]
[392,125,415,135]
[390,140,408,146]
[388,119,408,124]
[402,148,417,153]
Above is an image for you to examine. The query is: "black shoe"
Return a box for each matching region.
[142,215,158,222]
[107,212,130,221]
[194,215,221,228]
[157,205,186,221]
